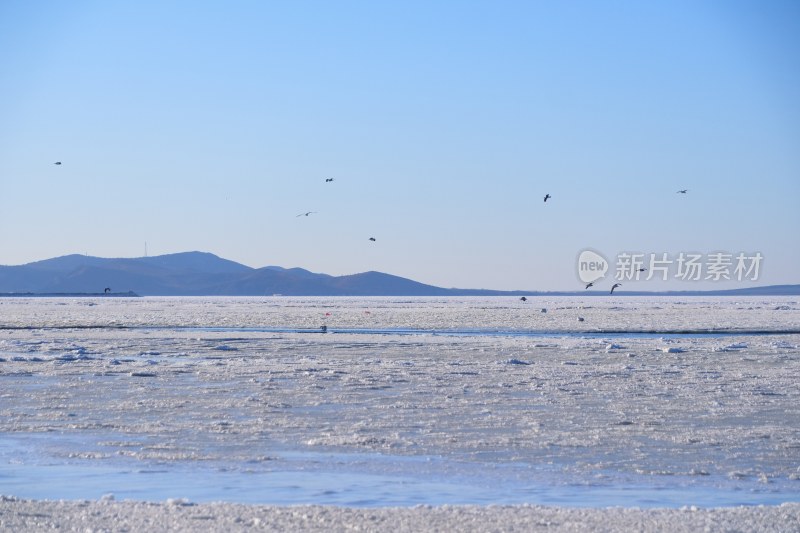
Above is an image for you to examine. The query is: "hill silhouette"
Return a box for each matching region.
[1,252,798,296]
[0,252,473,296]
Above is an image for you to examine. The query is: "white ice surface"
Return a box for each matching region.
[1,296,799,513]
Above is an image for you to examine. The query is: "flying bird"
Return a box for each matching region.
[610,283,622,294]
[54,161,62,165]
[368,237,376,242]
[325,178,334,182]
[296,211,317,217]
[544,194,551,202]
[677,189,688,194]
[585,282,593,289]
[637,268,647,272]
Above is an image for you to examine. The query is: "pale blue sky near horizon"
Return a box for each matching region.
[1,1,798,291]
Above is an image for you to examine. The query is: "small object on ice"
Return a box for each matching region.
[540,308,547,313]
[577,316,585,322]
[610,283,622,294]
[770,341,797,349]
[520,296,527,302]
[320,325,327,333]
[715,342,748,352]
[661,347,685,353]
[296,211,317,217]
[369,237,376,241]
[100,493,115,501]
[543,193,551,202]
[506,358,531,365]
[166,498,192,506]
[213,345,237,351]
[605,343,622,351]
[585,282,593,289]
[676,189,688,194]
[104,287,111,294]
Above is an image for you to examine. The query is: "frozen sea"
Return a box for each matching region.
[1,296,799,508]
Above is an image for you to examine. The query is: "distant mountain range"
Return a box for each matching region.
[1,252,798,296]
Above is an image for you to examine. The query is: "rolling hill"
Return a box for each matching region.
[1,252,798,296]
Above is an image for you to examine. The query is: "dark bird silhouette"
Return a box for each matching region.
[520,296,527,302]
[677,189,688,194]
[544,194,551,202]
[585,282,593,289]
[54,162,62,165]
[325,178,334,182]
[296,211,317,217]
[369,237,376,242]
[104,287,111,294]
[637,268,647,272]
[611,283,622,294]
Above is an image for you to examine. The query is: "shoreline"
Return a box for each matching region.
[1,498,798,532]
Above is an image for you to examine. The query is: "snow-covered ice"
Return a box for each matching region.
[0,296,799,529]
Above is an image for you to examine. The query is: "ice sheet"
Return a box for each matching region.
[1,296,799,507]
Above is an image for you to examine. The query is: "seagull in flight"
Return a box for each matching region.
[325,178,334,182]
[610,283,622,294]
[677,189,688,194]
[543,193,551,202]
[296,211,317,217]
[368,237,376,242]
[585,282,594,289]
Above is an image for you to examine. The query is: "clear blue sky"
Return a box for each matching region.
[1,1,798,291]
